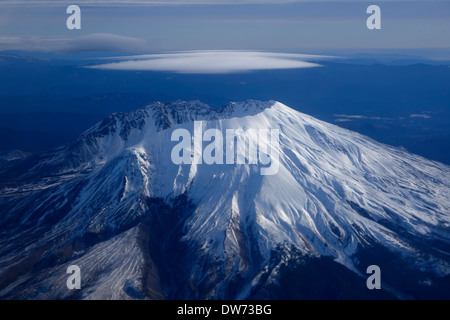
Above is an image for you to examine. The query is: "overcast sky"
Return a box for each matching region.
[0,1,449,55]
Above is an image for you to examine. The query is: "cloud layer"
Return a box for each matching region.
[0,0,441,5]
[0,34,150,53]
[89,51,330,73]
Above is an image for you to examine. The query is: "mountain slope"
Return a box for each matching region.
[0,100,449,299]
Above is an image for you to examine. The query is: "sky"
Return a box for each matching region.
[0,0,449,56]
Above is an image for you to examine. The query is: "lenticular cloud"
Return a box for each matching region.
[88,51,331,74]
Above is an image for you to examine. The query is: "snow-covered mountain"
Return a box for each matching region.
[0,100,449,299]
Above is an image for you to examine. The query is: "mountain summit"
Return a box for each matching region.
[1,100,449,299]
